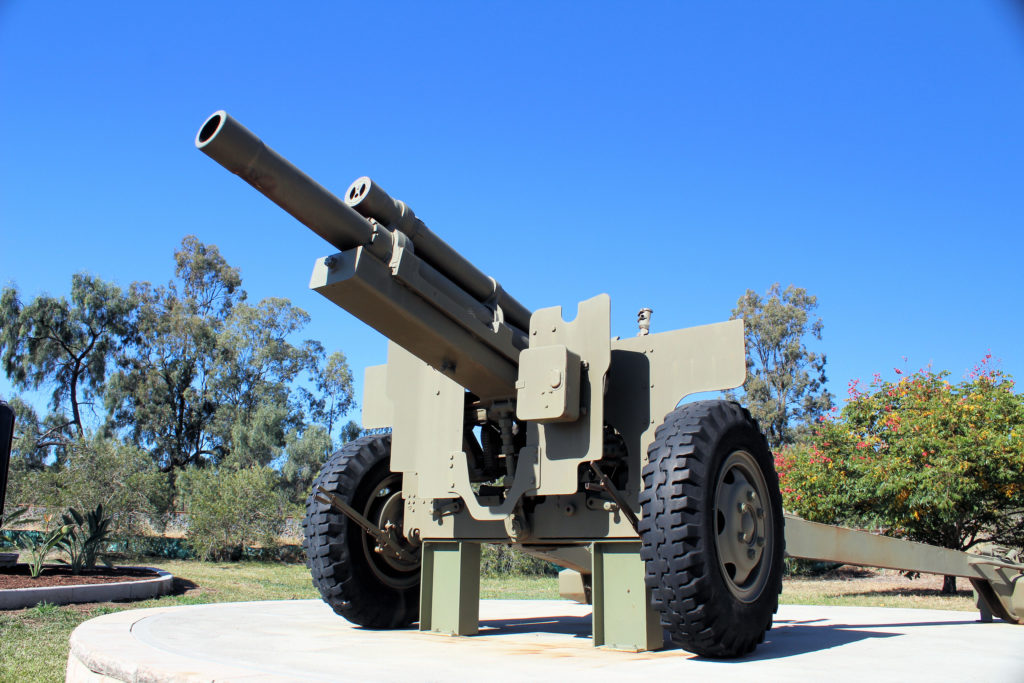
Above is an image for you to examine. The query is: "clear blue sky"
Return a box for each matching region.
[2,2,1022,423]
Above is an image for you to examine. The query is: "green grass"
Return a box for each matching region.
[481,574,560,599]
[0,561,980,683]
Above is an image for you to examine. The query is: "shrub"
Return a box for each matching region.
[480,544,559,577]
[780,360,1024,555]
[6,435,171,536]
[178,465,286,561]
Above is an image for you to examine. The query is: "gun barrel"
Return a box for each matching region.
[196,111,375,253]
[196,111,534,398]
[197,111,531,333]
[345,177,532,332]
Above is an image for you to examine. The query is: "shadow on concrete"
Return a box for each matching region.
[718,615,976,662]
[479,614,592,639]
[483,611,981,659]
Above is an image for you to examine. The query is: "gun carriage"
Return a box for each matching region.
[195,111,1023,656]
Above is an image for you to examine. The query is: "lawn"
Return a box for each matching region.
[0,561,978,683]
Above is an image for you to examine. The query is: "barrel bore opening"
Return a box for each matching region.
[197,114,224,145]
[348,182,368,202]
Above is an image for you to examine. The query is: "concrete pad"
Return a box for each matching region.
[67,599,1024,682]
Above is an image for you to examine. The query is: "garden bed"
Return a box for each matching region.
[0,565,161,590]
[0,564,172,609]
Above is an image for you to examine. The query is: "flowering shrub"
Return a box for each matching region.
[777,356,1024,555]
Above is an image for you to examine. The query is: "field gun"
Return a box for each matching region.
[196,111,1023,656]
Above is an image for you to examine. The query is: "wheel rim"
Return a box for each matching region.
[713,449,773,603]
[360,472,419,589]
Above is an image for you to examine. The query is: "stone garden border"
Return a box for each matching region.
[0,567,173,610]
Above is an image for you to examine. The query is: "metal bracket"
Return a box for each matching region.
[314,486,417,564]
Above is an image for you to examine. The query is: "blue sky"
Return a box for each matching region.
[2,2,1022,425]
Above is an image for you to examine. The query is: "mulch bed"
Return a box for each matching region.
[0,565,160,590]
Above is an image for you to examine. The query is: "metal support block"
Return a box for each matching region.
[591,541,663,651]
[419,541,481,636]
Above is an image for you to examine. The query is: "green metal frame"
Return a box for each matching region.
[591,541,663,651]
[419,541,481,636]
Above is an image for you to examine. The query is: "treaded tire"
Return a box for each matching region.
[303,434,419,628]
[639,400,784,657]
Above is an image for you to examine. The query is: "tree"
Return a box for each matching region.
[105,236,354,471]
[306,351,355,443]
[777,357,1024,593]
[211,297,321,468]
[6,397,63,470]
[104,236,244,470]
[280,424,333,506]
[0,274,133,449]
[729,283,832,449]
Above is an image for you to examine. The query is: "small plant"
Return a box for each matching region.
[19,521,72,578]
[29,601,60,616]
[59,504,113,574]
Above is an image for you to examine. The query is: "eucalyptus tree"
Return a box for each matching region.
[729,283,833,450]
[0,274,133,458]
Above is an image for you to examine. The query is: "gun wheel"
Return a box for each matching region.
[303,434,420,628]
[639,400,783,658]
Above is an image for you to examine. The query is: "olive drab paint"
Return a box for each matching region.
[195,111,1024,655]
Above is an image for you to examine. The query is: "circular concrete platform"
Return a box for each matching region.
[67,599,1024,682]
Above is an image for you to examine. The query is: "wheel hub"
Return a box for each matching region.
[713,449,773,602]
[361,474,420,588]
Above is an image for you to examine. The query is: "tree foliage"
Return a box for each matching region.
[103,236,244,470]
[306,351,355,441]
[177,465,286,561]
[730,283,832,449]
[103,236,348,471]
[0,274,133,450]
[777,357,1024,558]
[7,434,171,536]
[2,234,358,553]
[280,424,333,507]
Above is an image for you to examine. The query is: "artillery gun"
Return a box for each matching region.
[195,111,1024,656]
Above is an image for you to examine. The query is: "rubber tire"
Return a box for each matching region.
[639,400,784,657]
[303,434,419,628]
